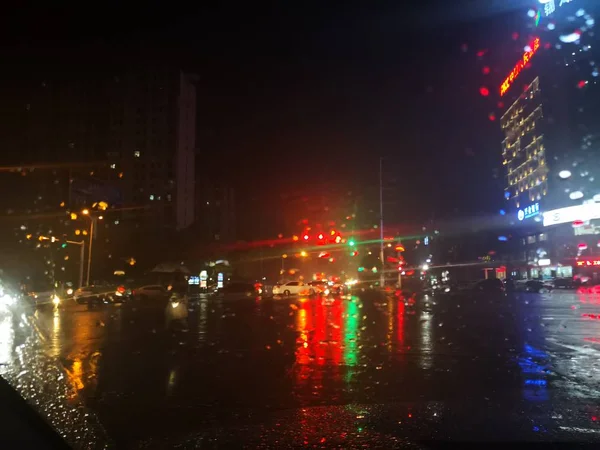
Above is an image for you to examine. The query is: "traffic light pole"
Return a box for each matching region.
[379,157,385,289]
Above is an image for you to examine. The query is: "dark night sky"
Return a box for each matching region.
[1,1,531,220]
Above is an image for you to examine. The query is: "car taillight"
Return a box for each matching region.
[117,286,126,293]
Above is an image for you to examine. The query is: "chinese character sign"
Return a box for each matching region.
[500,37,541,96]
[541,0,573,17]
[517,202,540,221]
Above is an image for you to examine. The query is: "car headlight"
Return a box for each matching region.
[66,288,74,296]
[0,294,14,307]
[52,295,61,305]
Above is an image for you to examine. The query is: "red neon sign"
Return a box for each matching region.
[499,37,541,96]
[576,260,600,267]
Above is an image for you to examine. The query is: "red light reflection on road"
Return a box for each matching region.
[397,299,405,348]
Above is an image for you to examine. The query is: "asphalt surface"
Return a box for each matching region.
[8,289,600,447]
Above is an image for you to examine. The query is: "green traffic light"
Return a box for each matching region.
[61,243,67,248]
[348,239,355,246]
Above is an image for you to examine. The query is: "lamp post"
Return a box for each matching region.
[66,240,85,288]
[81,209,103,286]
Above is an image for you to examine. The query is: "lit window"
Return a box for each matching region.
[134,151,140,158]
[110,163,116,169]
[538,233,547,242]
[149,194,154,201]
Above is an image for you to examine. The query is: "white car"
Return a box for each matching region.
[272,281,315,297]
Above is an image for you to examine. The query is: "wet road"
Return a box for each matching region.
[10,290,600,446]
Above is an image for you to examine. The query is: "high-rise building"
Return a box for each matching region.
[501,76,548,211]
[195,180,236,244]
[498,3,600,281]
[106,68,197,231]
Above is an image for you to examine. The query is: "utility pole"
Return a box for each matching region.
[86,218,95,286]
[379,157,385,288]
[66,240,85,288]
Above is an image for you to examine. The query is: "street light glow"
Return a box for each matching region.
[82,209,89,215]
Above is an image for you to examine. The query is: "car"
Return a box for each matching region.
[26,290,62,308]
[73,285,118,305]
[473,278,505,293]
[553,278,575,289]
[216,282,260,298]
[524,280,552,293]
[133,285,169,301]
[307,281,327,295]
[272,281,315,297]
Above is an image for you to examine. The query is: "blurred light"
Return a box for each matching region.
[395,245,405,252]
[371,267,378,273]
[70,212,78,220]
[570,191,584,200]
[303,234,309,241]
[26,234,32,240]
[81,209,89,215]
[358,267,365,272]
[498,236,508,242]
[330,230,336,236]
[422,264,429,271]
[300,251,307,257]
[98,215,104,220]
[75,229,81,235]
[52,295,61,306]
[61,243,67,248]
[578,243,589,250]
[348,239,356,246]
[282,254,288,259]
[292,235,299,242]
[335,235,342,244]
[499,209,506,216]
[559,170,572,179]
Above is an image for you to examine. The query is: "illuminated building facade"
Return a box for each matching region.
[501,76,548,212]
[498,2,600,281]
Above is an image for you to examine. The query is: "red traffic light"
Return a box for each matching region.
[303,234,310,241]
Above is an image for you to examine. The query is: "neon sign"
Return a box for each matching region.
[543,203,600,227]
[539,0,573,17]
[576,260,600,267]
[500,37,541,96]
[517,202,540,221]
